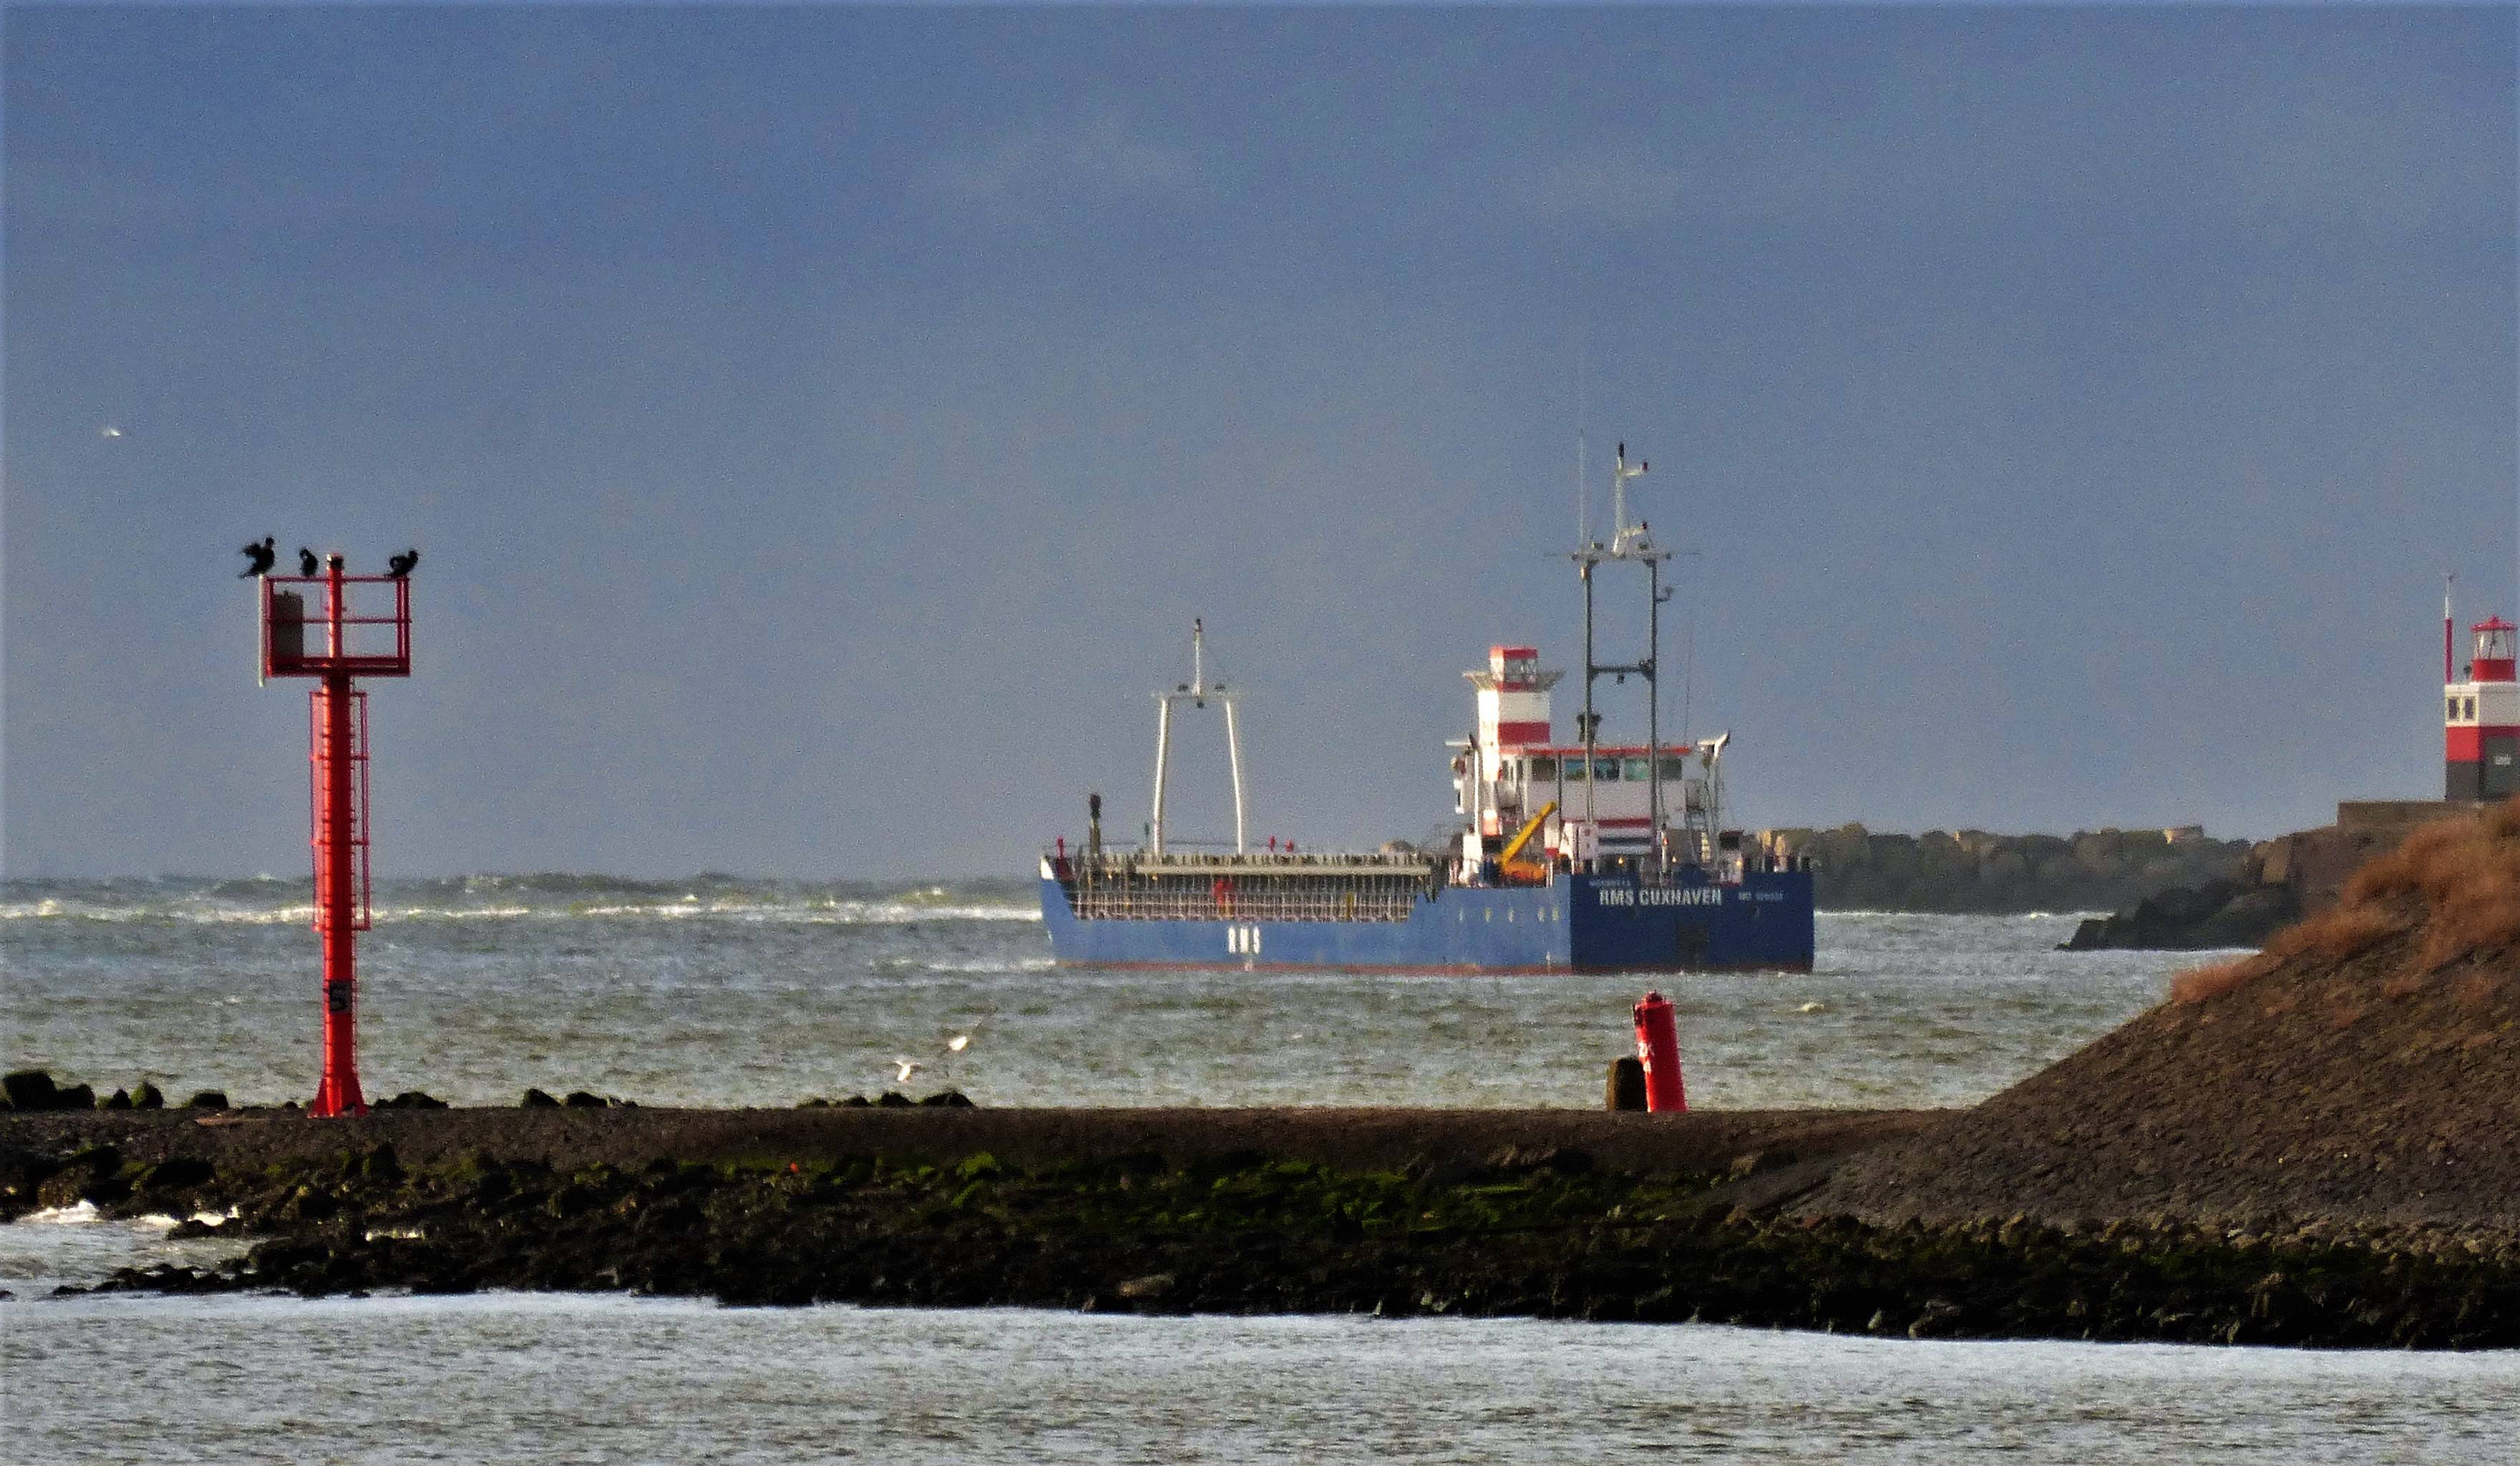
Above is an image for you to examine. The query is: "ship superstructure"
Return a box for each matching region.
[1039,444,1814,973]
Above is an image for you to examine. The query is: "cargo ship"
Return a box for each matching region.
[1038,444,1815,972]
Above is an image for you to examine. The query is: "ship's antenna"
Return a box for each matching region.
[1680,555,1701,745]
[1575,333,1589,548]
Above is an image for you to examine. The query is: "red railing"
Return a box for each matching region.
[263,573,411,679]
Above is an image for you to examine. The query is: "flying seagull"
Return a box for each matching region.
[386,548,419,578]
[297,547,319,576]
[892,1058,925,1085]
[238,537,276,578]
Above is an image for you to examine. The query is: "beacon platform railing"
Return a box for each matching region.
[262,574,412,679]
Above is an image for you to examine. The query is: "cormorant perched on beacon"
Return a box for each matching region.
[386,548,420,578]
[297,547,320,576]
[238,537,276,578]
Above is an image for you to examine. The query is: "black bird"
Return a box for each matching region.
[297,547,319,576]
[238,537,276,578]
[386,548,419,579]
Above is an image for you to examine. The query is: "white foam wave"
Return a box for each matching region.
[807,904,1041,925]
[3,899,1040,926]
[376,901,1041,924]
[24,1201,102,1225]
[1821,909,2097,922]
[880,955,1058,974]
[0,900,315,926]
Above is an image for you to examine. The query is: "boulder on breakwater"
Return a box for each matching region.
[2,1071,188,1113]
[4,1071,71,1111]
[2057,876,2297,951]
[2,1070,107,1112]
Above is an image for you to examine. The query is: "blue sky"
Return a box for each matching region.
[6,6,2514,877]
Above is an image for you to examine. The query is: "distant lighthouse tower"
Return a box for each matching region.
[2445,615,2519,800]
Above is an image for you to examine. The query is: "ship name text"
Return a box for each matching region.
[1596,886,1723,907]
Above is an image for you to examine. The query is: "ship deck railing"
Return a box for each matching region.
[1048,848,1436,924]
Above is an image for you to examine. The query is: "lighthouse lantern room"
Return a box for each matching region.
[2446,616,2519,801]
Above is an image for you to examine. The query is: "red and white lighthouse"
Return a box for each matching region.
[2446,615,2519,801]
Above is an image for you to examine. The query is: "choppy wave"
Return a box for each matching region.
[0,876,1039,926]
[875,954,1060,974]
[6,904,2194,1113]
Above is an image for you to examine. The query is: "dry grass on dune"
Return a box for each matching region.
[2169,795,2520,1005]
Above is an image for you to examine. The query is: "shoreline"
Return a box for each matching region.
[10,1105,2519,1348]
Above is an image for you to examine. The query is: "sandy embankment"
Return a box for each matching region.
[1798,800,2520,1236]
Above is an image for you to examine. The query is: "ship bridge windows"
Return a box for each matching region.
[1658,756,1689,779]
[1593,758,1621,781]
[1527,756,1557,781]
[1623,756,1655,781]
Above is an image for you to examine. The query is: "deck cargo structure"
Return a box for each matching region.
[1039,445,1815,973]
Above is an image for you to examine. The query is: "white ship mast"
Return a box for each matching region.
[1148,617,1247,855]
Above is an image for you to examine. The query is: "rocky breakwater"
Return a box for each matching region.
[1761,824,2249,914]
[2061,800,2481,950]
[7,1102,2517,1345]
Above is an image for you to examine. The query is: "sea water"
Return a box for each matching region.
[4,876,2176,1108]
[9,879,2516,1461]
[6,1259,2514,1464]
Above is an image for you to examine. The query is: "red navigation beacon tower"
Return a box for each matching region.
[2445,615,2518,801]
[259,554,411,1117]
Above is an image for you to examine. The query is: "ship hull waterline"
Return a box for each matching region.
[1039,869,1816,974]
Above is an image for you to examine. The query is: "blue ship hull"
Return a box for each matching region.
[1038,869,1814,973]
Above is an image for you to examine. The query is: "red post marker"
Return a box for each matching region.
[261,554,412,1118]
[1633,990,1686,1113]
[310,665,366,1117]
